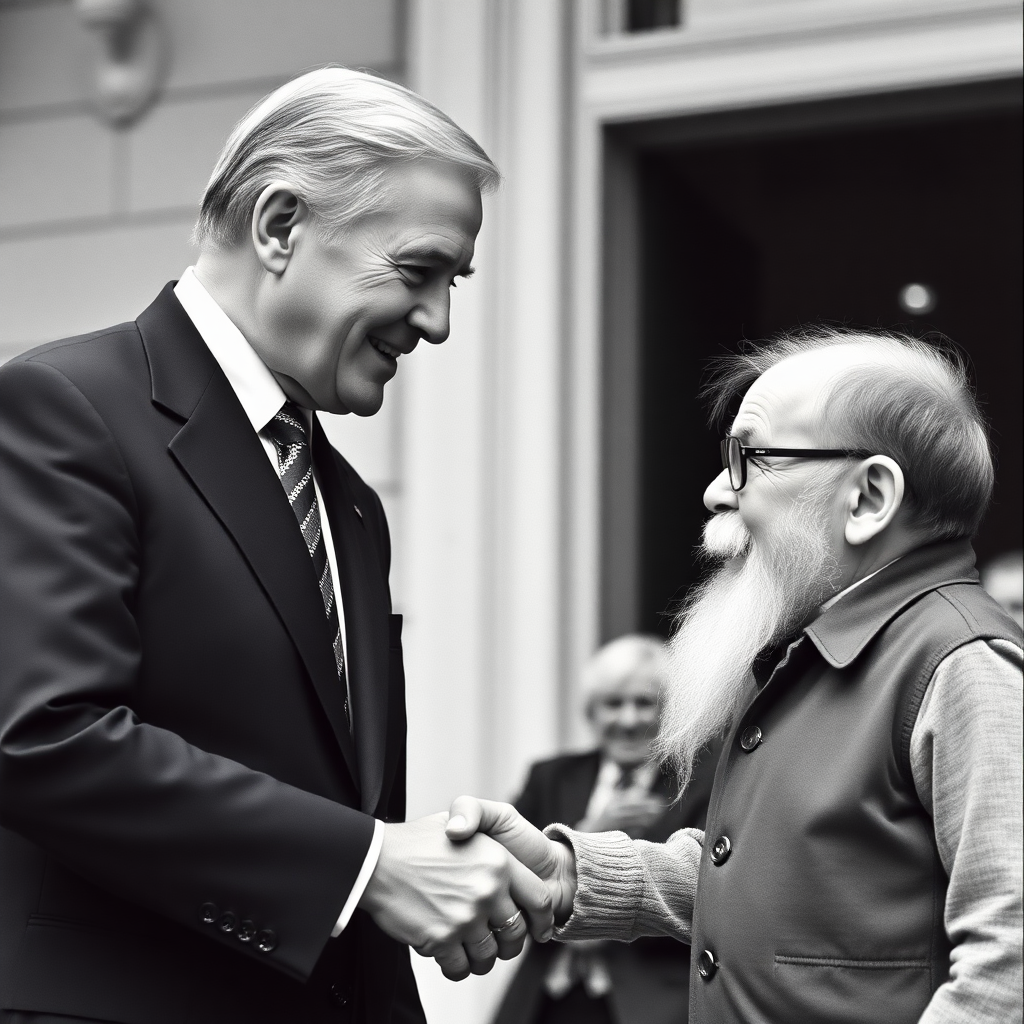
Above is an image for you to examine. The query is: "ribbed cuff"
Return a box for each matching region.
[544,824,645,942]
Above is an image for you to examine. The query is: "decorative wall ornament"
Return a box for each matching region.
[74,0,169,128]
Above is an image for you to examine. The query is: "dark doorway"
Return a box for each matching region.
[602,79,1023,638]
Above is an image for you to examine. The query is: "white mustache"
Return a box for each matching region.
[702,511,751,559]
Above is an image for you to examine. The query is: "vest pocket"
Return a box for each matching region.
[773,954,932,1024]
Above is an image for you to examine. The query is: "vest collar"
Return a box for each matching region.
[804,539,980,669]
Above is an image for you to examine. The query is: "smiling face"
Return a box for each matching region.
[254,159,483,415]
[588,670,662,767]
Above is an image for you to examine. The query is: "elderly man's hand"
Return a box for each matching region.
[445,798,578,927]
[359,813,553,980]
[579,790,667,837]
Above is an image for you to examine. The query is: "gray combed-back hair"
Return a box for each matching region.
[194,66,500,247]
[704,327,994,541]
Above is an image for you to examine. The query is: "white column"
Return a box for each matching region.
[403,1,571,1019]
[404,0,571,816]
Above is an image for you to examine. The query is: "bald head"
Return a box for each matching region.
[707,329,993,541]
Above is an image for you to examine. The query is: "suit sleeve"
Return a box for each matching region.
[0,359,375,982]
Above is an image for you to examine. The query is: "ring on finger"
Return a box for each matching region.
[492,909,523,934]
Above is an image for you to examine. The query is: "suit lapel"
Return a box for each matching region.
[137,285,359,782]
[313,419,391,814]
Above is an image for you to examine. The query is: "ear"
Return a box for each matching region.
[251,182,310,275]
[843,455,906,546]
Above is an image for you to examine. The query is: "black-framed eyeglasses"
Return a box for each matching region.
[720,435,872,492]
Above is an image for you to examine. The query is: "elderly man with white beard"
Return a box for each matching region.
[447,329,1023,1024]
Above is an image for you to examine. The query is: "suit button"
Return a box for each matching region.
[739,725,762,751]
[236,919,257,943]
[256,928,278,953]
[698,949,719,980]
[217,911,238,934]
[199,902,219,925]
[710,835,732,865]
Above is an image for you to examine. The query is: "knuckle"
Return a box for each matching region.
[423,925,451,950]
[451,907,476,932]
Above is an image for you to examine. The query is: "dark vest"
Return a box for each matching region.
[689,540,1023,1024]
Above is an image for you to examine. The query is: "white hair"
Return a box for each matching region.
[581,634,668,712]
[194,66,500,247]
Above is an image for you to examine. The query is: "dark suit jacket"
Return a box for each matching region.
[493,742,722,1024]
[0,285,424,1024]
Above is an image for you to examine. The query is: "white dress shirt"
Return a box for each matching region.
[173,267,383,938]
[582,757,660,826]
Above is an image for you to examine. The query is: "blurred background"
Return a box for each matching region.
[1,1,1020,1019]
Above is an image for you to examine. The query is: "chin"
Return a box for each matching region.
[337,386,386,417]
[611,746,651,765]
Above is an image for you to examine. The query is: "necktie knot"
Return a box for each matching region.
[264,401,308,450]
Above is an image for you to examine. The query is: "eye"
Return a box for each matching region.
[400,265,430,283]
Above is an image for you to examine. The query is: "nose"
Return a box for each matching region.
[618,701,640,729]
[407,283,451,345]
[704,468,738,513]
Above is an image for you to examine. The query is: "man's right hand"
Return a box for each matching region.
[358,813,553,980]
[444,798,578,926]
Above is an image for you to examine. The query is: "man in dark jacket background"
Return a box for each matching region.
[494,635,720,1024]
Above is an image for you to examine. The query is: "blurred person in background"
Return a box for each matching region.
[493,635,721,1024]
[981,550,1023,628]
[453,329,1023,1024]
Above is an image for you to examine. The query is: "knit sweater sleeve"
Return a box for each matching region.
[542,823,703,944]
[911,638,1023,1024]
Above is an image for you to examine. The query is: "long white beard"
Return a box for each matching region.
[656,483,843,791]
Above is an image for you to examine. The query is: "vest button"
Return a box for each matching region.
[739,725,762,751]
[217,911,238,934]
[236,919,257,943]
[256,928,278,953]
[697,948,719,980]
[198,902,219,925]
[710,835,732,865]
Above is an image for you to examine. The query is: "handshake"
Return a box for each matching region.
[358,798,579,980]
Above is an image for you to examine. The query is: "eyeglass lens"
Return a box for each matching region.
[726,437,744,490]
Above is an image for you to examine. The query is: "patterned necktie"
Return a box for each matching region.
[263,402,349,730]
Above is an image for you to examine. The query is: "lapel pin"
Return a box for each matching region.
[353,504,362,518]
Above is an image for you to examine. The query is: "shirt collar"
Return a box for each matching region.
[598,756,658,790]
[173,267,287,433]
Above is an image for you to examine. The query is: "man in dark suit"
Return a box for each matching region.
[494,636,721,1024]
[0,68,550,1024]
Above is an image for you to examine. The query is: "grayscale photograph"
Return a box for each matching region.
[0,2,1021,1022]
